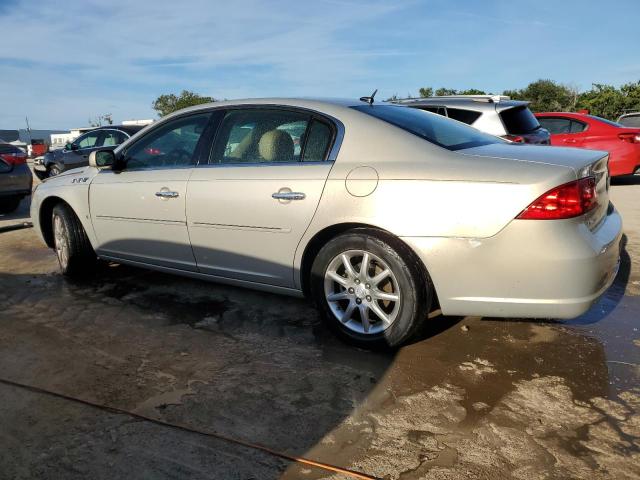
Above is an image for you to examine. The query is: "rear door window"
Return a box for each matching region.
[446,108,482,125]
[500,106,540,134]
[538,117,572,134]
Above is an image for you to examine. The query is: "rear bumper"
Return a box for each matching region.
[403,207,623,319]
[0,163,33,197]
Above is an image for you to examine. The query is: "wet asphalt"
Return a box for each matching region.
[0,180,638,479]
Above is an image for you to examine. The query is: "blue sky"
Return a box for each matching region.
[1,0,639,129]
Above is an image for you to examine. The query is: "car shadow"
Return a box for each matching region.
[0,229,619,479]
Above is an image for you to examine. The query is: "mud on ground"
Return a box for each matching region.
[0,185,638,479]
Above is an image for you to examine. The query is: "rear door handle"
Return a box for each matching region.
[155,190,179,199]
[272,192,306,201]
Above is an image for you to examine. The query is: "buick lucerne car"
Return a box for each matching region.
[34,125,144,180]
[536,112,640,177]
[30,98,622,348]
[396,95,551,145]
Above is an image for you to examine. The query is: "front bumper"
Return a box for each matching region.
[0,163,33,197]
[403,206,623,319]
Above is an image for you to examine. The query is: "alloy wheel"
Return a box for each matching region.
[53,215,69,269]
[324,249,401,335]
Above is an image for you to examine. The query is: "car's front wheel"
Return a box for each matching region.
[311,229,431,349]
[48,164,62,177]
[52,203,96,277]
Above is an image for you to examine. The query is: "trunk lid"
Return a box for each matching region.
[461,143,610,230]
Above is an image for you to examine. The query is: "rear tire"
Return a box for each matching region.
[52,203,96,277]
[310,229,431,349]
[0,196,21,214]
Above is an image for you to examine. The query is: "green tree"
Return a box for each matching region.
[152,90,216,117]
[458,88,487,95]
[576,81,640,120]
[504,79,577,112]
[88,113,113,127]
[435,87,457,96]
[418,87,433,98]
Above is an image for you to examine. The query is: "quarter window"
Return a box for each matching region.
[302,120,332,162]
[570,120,587,133]
[446,108,481,125]
[125,113,211,169]
[101,130,127,147]
[211,109,332,164]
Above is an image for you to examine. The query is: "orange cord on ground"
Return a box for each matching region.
[0,377,377,480]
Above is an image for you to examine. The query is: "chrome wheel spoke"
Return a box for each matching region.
[360,252,370,279]
[327,271,348,287]
[359,304,370,333]
[370,269,391,286]
[327,291,349,302]
[341,253,357,279]
[341,301,356,323]
[369,301,391,325]
[374,290,399,302]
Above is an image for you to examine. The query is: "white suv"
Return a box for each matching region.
[396,95,550,144]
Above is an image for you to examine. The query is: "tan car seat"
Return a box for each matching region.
[258,129,294,162]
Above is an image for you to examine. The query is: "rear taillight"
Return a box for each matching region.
[618,132,640,143]
[0,151,27,165]
[501,134,525,143]
[517,177,598,220]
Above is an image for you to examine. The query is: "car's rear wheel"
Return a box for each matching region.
[48,164,62,177]
[52,203,96,277]
[311,229,431,349]
[0,196,22,214]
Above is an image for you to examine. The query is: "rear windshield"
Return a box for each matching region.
[589,115,625,128]
[500,105,540,134]
[352,105,501,151]
[619,115,640,128]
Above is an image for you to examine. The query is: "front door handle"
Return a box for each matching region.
[272,191,306,201]
[155,190,179,199]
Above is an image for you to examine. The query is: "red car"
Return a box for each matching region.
[535,112,640,177]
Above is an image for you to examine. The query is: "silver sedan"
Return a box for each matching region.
[30,98,622,348]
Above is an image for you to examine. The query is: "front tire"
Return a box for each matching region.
[48,164,62,177]
[310,229,431,349]
[52,203,96,277]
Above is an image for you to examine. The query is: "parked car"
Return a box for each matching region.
[536,112,640,176]
[34,125,144,180]
[31,98,621,349]
[618,112,640,128]
[395,95,551,144]
[0,141,32,213]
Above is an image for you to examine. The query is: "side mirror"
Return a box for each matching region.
[70,143,79,151]
[89,150,116,168]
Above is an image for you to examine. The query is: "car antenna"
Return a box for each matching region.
[359,89,378,105]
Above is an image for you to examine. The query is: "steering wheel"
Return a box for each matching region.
[166,147,192,165]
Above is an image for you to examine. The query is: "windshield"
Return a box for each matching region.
[352,105,502,151]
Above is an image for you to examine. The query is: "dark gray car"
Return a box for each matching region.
[35,125,144,180]
[0,142,32,213]
[395,95,551,145]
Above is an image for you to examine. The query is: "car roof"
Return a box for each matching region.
[92,125,144,134]
[397,96,529,113]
